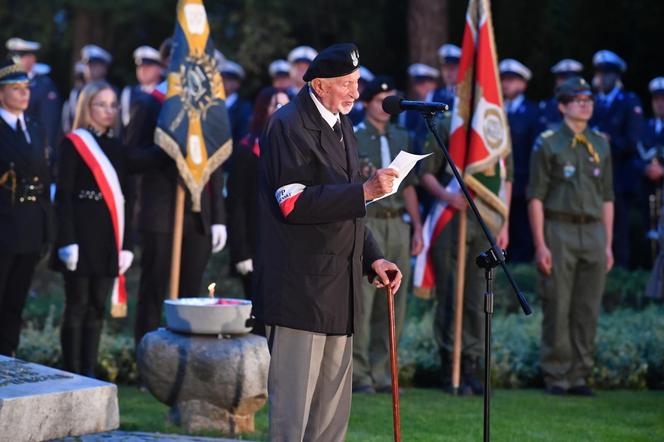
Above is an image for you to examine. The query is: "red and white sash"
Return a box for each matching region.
[66,128,127,318]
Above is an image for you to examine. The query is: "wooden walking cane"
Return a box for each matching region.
[452,209,468,394]
[168,181,186,300]
[385,269,401,442]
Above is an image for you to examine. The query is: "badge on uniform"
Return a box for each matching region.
[563,162,576,178]
[593,167,601,177]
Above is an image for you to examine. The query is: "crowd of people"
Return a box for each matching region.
[0,35,661,408]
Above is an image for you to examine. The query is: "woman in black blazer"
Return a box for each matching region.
[52,81,136,377]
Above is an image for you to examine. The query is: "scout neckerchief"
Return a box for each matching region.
[66,128,127,318]
[572,133,600,164]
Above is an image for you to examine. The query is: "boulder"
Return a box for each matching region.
[137,329,269,434]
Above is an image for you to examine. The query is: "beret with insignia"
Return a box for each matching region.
[303,43,360,82]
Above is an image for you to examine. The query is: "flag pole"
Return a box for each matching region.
[451,208,468,394]
[168,181,186,300]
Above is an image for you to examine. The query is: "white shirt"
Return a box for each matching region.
[504,94,525,114]
[309,86,339,129]
[225,92,238,109]
[0,108,31,143]
[598,85,621,107]
[380,135,391,168]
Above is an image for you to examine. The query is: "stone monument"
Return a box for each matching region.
[0,355,119,442]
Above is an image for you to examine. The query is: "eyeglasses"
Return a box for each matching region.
[91,102,119,111]
[568,97,594,106]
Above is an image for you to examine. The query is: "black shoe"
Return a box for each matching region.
[546,386,567,396]
[352,385,375,394]
[568,385,595,396]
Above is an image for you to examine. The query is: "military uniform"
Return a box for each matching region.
[352,118,415,391]
[0,62,53,356]
[589,50,643,268]
[539,59,585,132]
[528,79,614,391]
[220,60,252,145]
[5,38,61,162]
[420,115,513,391]
[504,94,543,262]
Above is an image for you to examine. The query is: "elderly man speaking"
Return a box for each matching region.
[253,43,403,441]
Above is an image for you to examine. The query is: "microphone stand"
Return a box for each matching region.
[421,112,532,442]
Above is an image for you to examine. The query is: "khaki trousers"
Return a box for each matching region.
[267,325,352,442]
[539,220,606,389]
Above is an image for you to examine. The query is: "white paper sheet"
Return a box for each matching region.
[367,150,432,205]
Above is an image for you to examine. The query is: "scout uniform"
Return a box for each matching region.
[352,76,415,392]
[419,114,513,394]
[528,77,614,393]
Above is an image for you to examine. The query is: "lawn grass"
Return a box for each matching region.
[118,385,664,441]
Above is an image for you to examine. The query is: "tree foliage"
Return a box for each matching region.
[0,0,662,110]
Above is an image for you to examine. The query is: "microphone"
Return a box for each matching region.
[382,95,449,116]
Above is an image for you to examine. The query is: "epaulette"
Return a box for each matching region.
[541,129,554,138]
[592,129,608,140]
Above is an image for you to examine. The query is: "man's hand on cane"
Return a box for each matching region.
[370,259,402,293]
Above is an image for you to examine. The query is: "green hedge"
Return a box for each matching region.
[399,305,664,389]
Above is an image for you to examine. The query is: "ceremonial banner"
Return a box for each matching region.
[155,0,232,211]
[414,0,510,291]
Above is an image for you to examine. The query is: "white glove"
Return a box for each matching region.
[118,250,134,275]
[211,224,227,253]
[58,244,79,272]
[236,259,253,275]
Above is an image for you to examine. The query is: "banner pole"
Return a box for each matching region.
[168,181,186,300]
[451,209,468,394]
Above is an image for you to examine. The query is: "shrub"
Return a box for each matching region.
[398,304,664,390]
[17,305,139,383]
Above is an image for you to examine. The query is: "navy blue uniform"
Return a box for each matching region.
[226,93,252,145]
[505,96,543,262]
[590,86,644,267]
[539,97,562,131]
[27,74,61,154]
[432,87,455,111]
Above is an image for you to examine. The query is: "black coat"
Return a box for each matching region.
[226,134,260,266]
[124,93,226,235]
[253,88,383,335]
[51,132,135,276]
[0,117,53,254]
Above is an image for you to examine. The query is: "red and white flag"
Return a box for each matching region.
[66,128,128,318]
[414,0,511,292]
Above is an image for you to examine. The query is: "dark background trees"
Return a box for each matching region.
[0,0,663,111]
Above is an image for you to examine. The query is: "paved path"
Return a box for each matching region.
[55,431,254,442]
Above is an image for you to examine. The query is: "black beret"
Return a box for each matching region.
[360,75,396,102]
[555,76,593,102]
[0,60,28,85]
[303,43,360,82]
